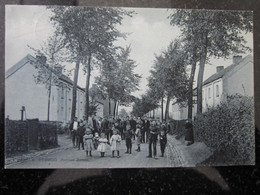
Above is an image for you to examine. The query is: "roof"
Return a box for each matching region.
[203,54,253,86]
[5,54,85,91]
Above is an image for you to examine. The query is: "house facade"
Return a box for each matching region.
[201,55,253,112]
[147,55,254,121]
[5,54,86,123]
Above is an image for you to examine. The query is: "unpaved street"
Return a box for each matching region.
[6,134,212,168]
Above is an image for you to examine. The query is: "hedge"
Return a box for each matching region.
[194,94,255,165]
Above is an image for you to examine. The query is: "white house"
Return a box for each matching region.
[149,55,254,121]
[201,55,253,112]
[5,54,87,123]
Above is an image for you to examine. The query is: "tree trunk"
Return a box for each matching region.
[161,96,164,122]
[70,61,80,122]
[108,98,111,116]
[197,32,208,115]
[116,101,119,116]
[85,54,92,121]
[165,95,170,122]
[113,100,117,117]
[188,60,197,120]
[153,109,155,119]
[47,71,52,121]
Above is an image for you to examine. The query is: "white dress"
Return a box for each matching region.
[97,138,108,152]
[110,134,121,151]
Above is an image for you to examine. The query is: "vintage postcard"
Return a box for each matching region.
[5,5,254,168]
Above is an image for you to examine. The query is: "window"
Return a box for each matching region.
[208,88,211,99]
[216,85,219,97]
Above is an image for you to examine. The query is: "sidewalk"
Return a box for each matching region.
[5,134,72,167]
[166,134,214,167]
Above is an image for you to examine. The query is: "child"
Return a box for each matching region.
[135,124,142,152]
[125,124,133,154]
[83,128,94,157]
[97,132,109,157]
[159,128,167,157]
[93,132,100,150]
[110,129,121,158]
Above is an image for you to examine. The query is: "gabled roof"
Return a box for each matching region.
[203,54,253,86]
[5,54,85,91]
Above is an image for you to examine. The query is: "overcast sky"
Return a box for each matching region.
[6,5,253,112]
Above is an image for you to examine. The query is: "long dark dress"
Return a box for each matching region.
[185,122,194,142]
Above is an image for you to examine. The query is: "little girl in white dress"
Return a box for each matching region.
[97,132,108,157]
[110,129,121,158]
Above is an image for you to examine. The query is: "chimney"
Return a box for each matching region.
[36,55,47,65]
[233,55,242,64]
[216,66,224,73]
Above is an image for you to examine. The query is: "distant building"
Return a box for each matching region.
[5,54,86,123]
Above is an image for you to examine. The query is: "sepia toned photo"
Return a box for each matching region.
[5,5,254,168]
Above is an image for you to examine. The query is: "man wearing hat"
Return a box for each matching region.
[147,120,159,159]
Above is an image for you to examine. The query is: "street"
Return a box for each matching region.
[5,134,213,169]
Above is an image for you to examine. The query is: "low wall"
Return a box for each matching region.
[5,119,58,157]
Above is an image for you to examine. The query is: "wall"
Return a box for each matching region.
[202,78,223,112]
[223,59,254,97]
[5,61,49,120]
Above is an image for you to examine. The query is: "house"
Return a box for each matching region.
[174,55,254,119]
[149,55,254,121]
[201,55,253,112]
[5,54,86,123]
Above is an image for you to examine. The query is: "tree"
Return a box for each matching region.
[132,90,159,117]
[148,40,189,121]
[28,34,68,121]
[95,46,140,117]
[48,6,131,121]
[169,10,253,115]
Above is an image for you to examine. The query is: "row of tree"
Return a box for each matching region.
[132,9,252,122]
[31,6,140,122]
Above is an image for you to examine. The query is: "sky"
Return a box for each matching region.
[5,5,253,113]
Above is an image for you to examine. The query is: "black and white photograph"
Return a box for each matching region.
[5,5,254,168]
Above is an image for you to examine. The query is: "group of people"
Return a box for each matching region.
[70,115,170,159]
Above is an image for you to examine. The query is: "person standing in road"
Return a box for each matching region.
[125,124,133,154]
[70,117,78,148]
[185,119,194,146]
[147,121,159,159]
[77,121,86,150]
[130,116,137,140]
[142,117,150,143]
[110,129,121,158]
[97,132,109,157]
[135,123,142,152]
[84,128,94,157]
[159,123,167,157]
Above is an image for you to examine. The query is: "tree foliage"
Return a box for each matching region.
[95,45,141,112]
[169,9,253,115]
[146,39,189,120]
[48,6,132,120]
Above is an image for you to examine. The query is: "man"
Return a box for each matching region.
[77,120,86,150]
[147,120,159,159]
[70,117,78,148]
[142,116,150,143]
[92,114,98,133]
[130,116,137,140]
[120,117,127,140]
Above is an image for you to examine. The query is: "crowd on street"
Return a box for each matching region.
[69,115,172,159]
